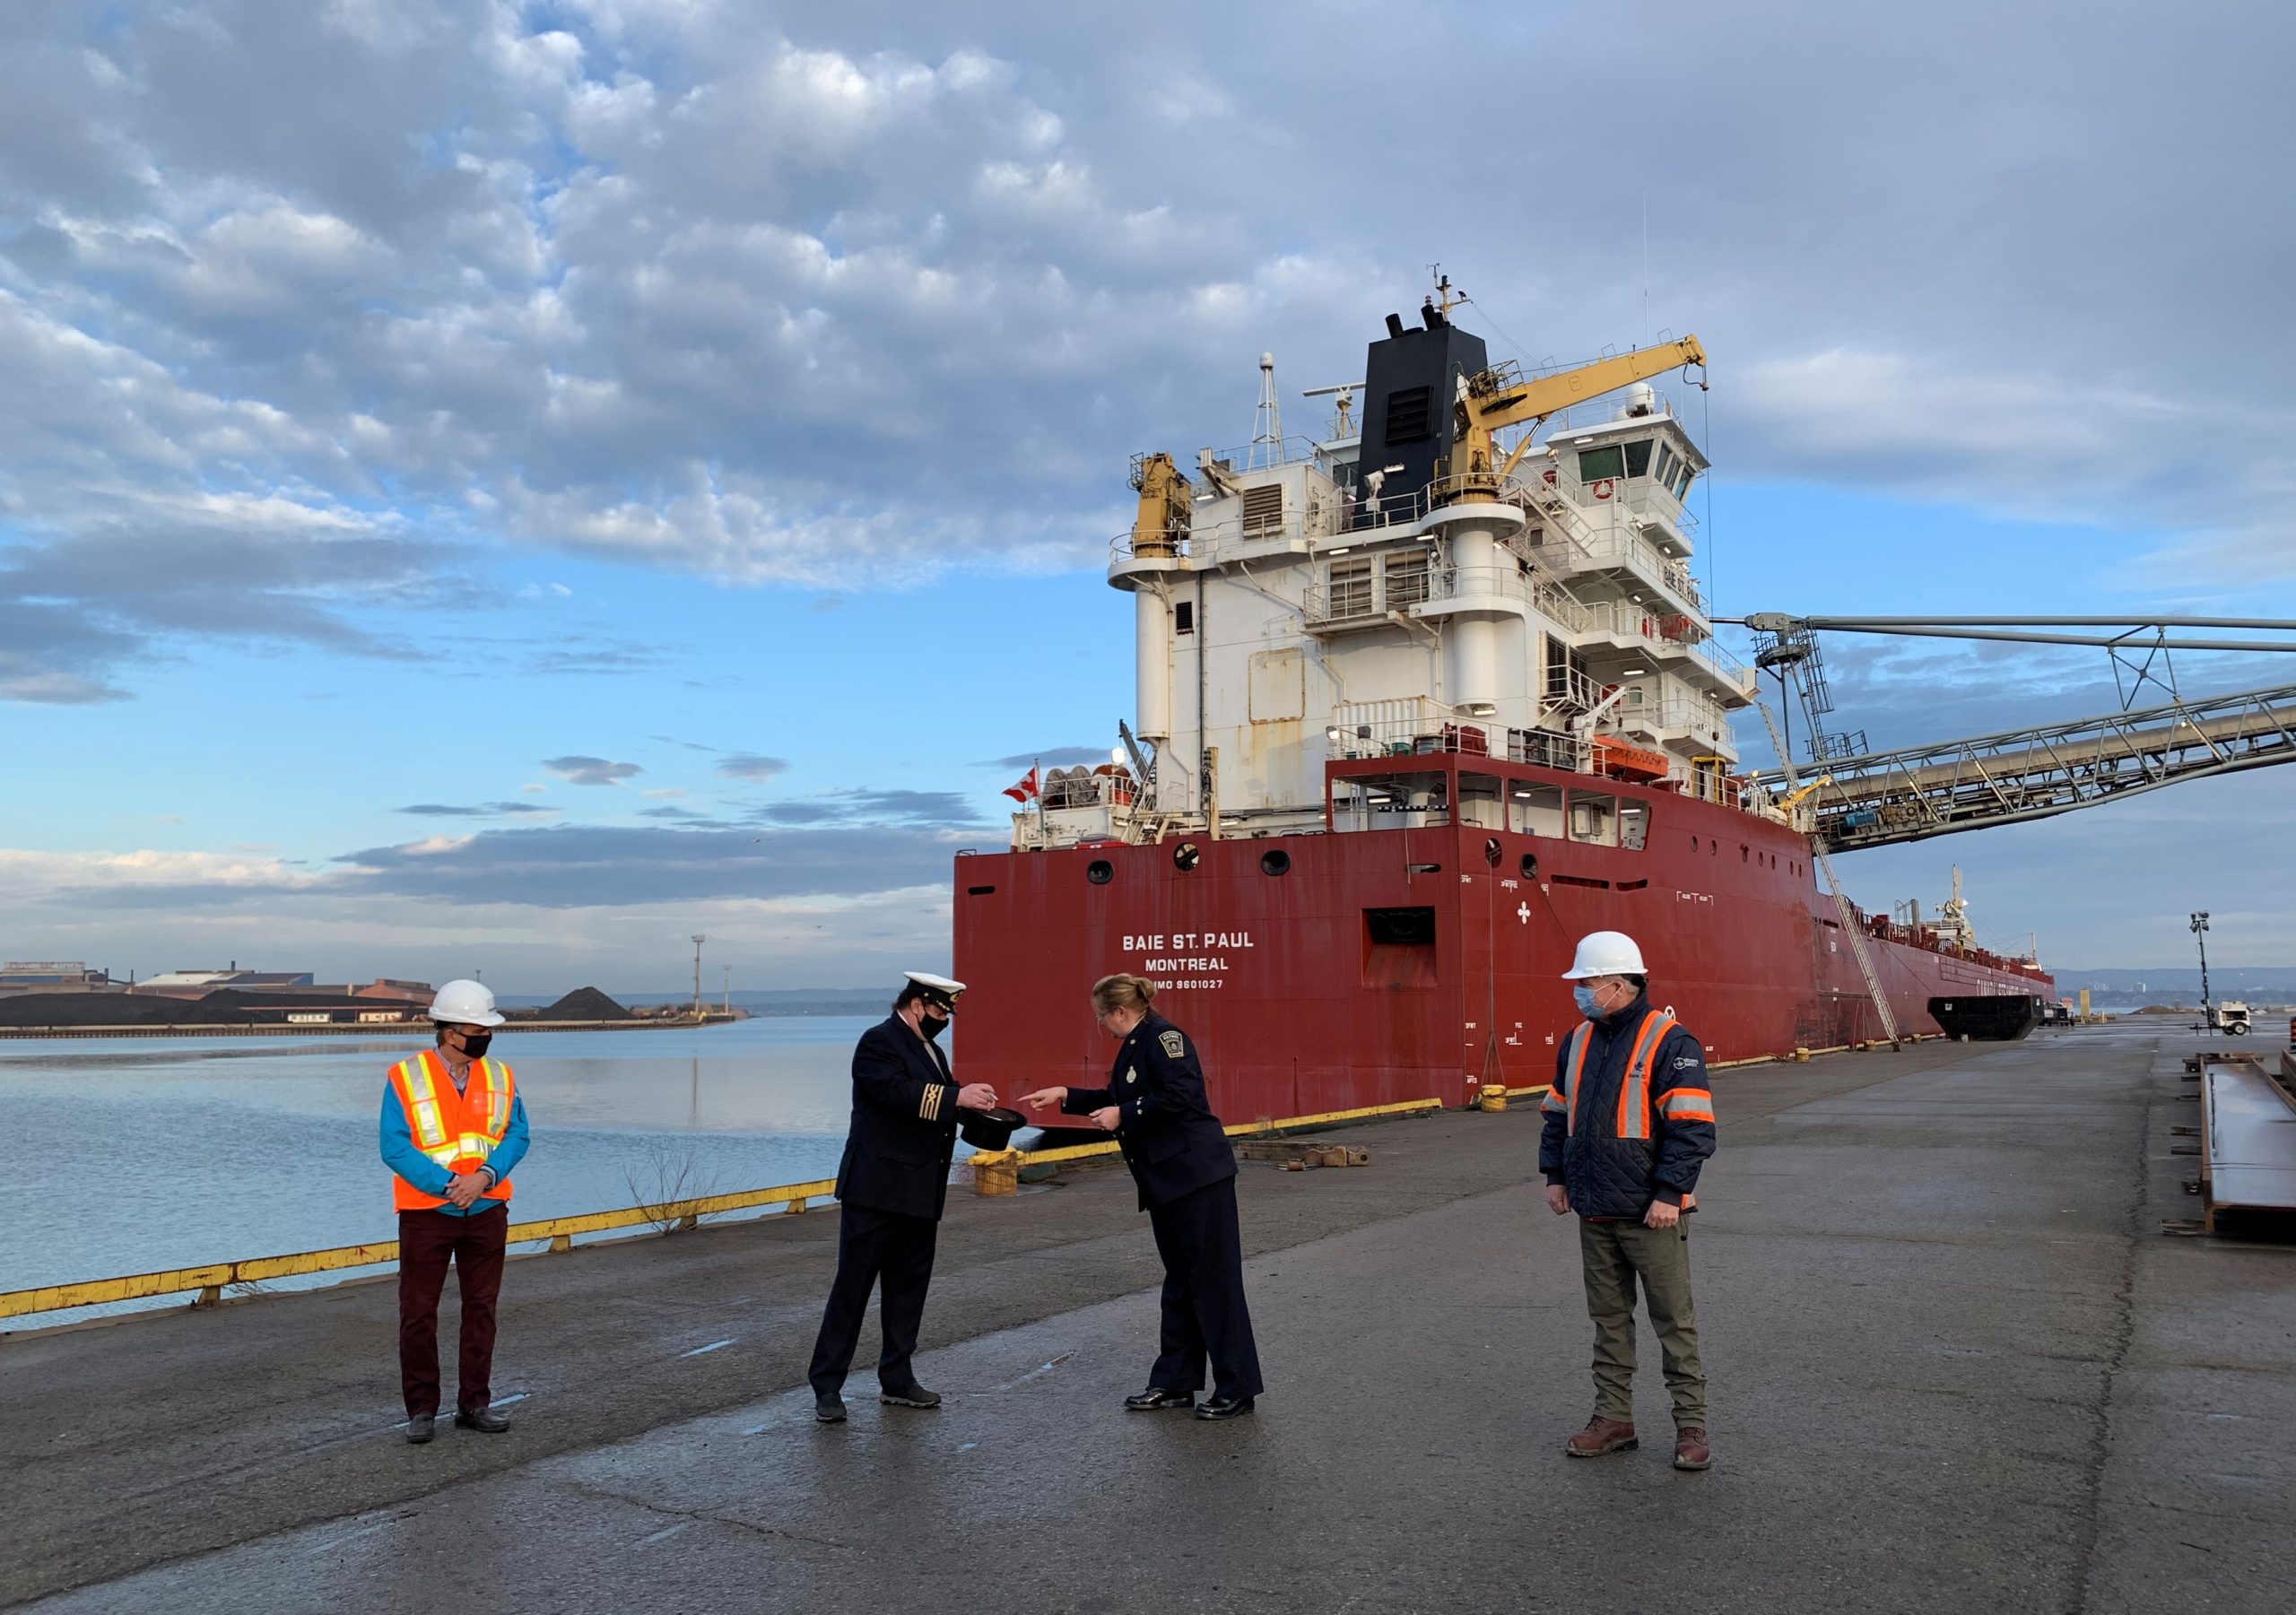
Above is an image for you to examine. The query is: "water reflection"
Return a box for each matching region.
[0,1016,894,1293]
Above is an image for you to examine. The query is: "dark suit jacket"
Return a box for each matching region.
[1065,1010,1237,1211]
[834,1016,962,1221]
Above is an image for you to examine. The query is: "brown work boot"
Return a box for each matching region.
[1566,1415,1638,1457]
[1674,1426,1711,1471]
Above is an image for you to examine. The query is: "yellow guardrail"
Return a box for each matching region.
[997,1096,1447,1169]
[1,1177,839,1324]
[1,1098,1452,1325]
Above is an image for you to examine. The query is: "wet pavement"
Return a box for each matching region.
[9,1025,2292,1613]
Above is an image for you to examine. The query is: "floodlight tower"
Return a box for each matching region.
[691,934,706,1020]
[2189,911,2212,1029]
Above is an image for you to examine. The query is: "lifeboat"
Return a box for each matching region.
[1592,734,1670,782]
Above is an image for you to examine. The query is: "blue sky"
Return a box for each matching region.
[4,0,2292,990]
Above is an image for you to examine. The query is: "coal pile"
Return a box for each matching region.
[540,986,634,1021]
[0,993,260,1028]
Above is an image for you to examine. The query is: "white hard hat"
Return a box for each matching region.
[1561,931,1648,980]
[429,978,506,1027]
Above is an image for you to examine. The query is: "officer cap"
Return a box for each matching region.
[902,970,967,1011]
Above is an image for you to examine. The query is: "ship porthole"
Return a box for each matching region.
[1086,859,1114,885]
[1173,842,1202,873]
[1260,849,1291,876]
[1520,852,1539,881]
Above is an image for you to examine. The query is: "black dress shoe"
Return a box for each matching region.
[453,1406,510,1433]
[404,1414,436,1444]
[814,1393,847,1423]
[1195,1394,1256,1421]
[1124,1386,1196,1411]
[879,1385,942,1409]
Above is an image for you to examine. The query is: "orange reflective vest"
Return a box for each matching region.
[1544,1008,1714,1140]
[388,1048,517,1212]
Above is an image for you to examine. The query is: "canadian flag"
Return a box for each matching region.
[1003,766,1040,804]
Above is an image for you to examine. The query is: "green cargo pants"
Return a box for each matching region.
[1578,1216,1707,1428]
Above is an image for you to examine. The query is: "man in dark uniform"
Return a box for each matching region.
[1540,930,1718,1471]
[1021,973,1263,1420]
[808,971,997,1423]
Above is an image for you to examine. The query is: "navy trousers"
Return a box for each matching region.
[807,1202,939,1394]
[1146,1177,1264,1401]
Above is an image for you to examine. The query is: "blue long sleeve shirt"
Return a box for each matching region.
[379,1062,532,1215]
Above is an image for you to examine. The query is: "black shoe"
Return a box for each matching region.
[404,1414,436,1445]
[1195,1394,1256,1421]
[813,1393,848,1424]
[1125,1386,1196,1411]
[879,1385,942,1409]
[453,1406,510,1433]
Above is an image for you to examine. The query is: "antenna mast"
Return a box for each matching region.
[1249,352,1283,468]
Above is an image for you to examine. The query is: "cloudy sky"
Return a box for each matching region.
[4,0,2292,991]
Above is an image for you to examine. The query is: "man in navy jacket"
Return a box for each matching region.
[1540,931,1717,1471]
[807,972,996,1423]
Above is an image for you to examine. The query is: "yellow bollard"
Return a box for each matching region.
[972,1150,1020,1197]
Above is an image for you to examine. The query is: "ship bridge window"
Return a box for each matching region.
[1509,781,1565,838]
[1331,770,1448,832]
[1577,445,1625,482]
[1654,445,1677,486]
[1672,463,1696,499]
[1569,789,1619,847]
[1622,439,1654,478]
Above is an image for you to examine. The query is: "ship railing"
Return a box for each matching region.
[1111,498,1361,567]
[1615,693,1737,746]
[1328,713,1589,773]
[1198,436,1351,475]
[1541,525,1707,616]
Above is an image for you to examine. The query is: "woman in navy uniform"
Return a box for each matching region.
[1021,974,1264,1420]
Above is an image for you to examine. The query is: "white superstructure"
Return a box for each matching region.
[1019,302,1756,850]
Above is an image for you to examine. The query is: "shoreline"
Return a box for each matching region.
[0,1013,745,1041]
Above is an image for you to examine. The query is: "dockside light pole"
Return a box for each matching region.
[691,934,705,1020]
[2189,911,2212,1029]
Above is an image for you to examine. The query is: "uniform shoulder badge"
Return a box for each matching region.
[1159,1029,1186,1059]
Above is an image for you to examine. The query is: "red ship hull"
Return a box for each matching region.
[953,760,2051,1117]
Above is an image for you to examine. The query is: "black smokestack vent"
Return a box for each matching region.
[1384,312,1406,339]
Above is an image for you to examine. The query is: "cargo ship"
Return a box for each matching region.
[956,291,2050,1116]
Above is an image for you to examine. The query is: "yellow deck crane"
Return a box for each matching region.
[1127,452,1193,560]
[1447,336,1708,498]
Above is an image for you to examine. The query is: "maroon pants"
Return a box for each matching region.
[397,1203,508,1418]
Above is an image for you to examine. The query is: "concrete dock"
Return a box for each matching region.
[7,1025,2292,1614]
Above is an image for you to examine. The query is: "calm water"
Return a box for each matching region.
[0,1016,990,1302]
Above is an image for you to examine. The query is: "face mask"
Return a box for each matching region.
[920,1010,949,1039]
[458,1030,494,1059]
[1573,985,1602,1020]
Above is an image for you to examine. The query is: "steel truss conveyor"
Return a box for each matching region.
[1781,680,2296,853]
